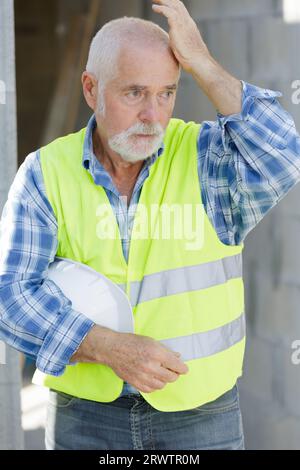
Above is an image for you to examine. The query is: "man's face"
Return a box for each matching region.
[96,45,180,162]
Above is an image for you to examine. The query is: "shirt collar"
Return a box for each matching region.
[82,114,165,172]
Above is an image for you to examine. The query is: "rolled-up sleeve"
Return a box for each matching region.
[0,152,94,376]
[198,81,300,245]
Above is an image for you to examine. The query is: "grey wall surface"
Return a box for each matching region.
[156,0,300,450]
[3,0,300,451]
[0,0,24,451]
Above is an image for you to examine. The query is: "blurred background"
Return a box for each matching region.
[1,0,300,450]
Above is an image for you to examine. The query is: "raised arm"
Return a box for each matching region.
[152,0,300,245]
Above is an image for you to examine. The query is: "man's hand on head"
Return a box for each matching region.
[152,0,242,115]
[152,0,210,73]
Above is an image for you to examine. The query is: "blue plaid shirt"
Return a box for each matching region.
[1,81,300,396]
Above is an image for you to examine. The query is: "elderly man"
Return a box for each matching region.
[1,1,300,450]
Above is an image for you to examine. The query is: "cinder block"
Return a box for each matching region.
[254,283,300,345]
[244,216,300,342]
[0,346,22,386]
[238,388,288,449]
[244,210,274,274]
[276,186,300,219]
[98,0,143,24]
[241,213,277,336]
[187,0,281,20]
[282,342,300,419]
[251,213,298,289]
[273,417,300,449]
[277,215,300,286]
[240,335,274,402]
[203,19,249,78]
[246,274,277,338]
[0,347,23,449]
[256,415,300,449]
[0,383,23,449]
[250,19,300,81]
[239,387,300,449]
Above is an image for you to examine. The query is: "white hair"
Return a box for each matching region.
[86,17,172,87]
[87,17,182,116]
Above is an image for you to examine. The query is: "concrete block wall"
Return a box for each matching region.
[148,0,300,450]
[9,0,300,450]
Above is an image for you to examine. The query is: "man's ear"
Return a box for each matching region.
[82,72,98,111]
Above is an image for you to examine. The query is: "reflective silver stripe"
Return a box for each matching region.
[130,253,242,307]
[160,312,245,361]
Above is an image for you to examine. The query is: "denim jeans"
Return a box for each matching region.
[45,382,245,450]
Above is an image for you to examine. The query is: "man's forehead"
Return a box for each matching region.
[116,43,179,70]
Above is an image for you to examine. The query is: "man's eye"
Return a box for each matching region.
[127,90,141,98]
[161,91,174,99]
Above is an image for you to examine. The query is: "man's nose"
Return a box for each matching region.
[138,98,160,123]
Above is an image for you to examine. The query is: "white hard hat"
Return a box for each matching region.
[47,257,134,334]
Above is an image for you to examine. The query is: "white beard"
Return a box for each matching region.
[108,122,165,163]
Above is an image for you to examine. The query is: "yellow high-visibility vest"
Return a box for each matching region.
[33,118,245,412]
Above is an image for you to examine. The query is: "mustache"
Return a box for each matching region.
[125,123,164,137]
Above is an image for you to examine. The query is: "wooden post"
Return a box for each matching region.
[0,0,24,451]
[42,0,102,144]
